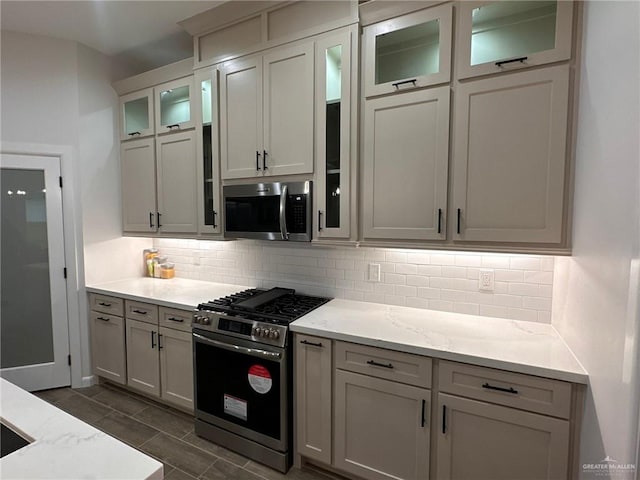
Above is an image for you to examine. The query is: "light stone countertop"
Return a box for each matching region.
[290,298,588,384]
[0,378,163,480]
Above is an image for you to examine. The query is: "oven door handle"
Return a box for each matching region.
[279,184,289,240]
[193,333,282,361]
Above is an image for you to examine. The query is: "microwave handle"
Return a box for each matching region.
[279,184,289,240]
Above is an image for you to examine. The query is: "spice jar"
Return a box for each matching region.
[160,263,175,279]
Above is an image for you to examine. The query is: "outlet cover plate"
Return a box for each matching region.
[368,263,381,282]
[479,269,495,292]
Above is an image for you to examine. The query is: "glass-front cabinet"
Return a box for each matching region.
[363,3,452,97]
[456,0,574,79]
[154,76,196,134]
[315,29,353,240]
[119,88,154,141]
[194,68,221,234]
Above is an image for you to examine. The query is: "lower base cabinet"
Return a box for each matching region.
[436,393,570,480]
[126,319,161,396]
[159,326,193,410]
[90,311,126,385]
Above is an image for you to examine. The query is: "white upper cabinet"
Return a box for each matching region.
[456,0,574,80]
[452,65,570,244]
[154,77,196,134]
[121,137,157,233]
[220,43,314,180]
[363,3,453,97]
[120,88,154,141]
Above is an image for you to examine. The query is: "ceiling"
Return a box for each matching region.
[0,1,224,73]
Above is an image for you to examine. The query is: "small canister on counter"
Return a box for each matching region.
[153,256,168,278]
[160,263,175,279]
[143,248,158,277]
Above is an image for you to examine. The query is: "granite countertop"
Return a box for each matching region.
[290,298,588,384]
[0,378,162,479]
[86,277,249,310]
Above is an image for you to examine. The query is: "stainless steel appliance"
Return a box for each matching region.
[192,287,330,472]
[223,181,312,241]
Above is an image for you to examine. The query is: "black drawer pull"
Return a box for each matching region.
[133,309,148,315]
[366,360,394,369]
[421,399,426,427]
[158,334,163,350]
[97,316,110,322]
[442,405,447,434]
[318,210,323,231]
[437,208,442,234]
[392,78,417,89]
[456,208,461,234]
[98,302,112,307]
[168,317,184,323]
[482,383,519,395]
[212,210,218,229]
[256,151,261,171]
[263,150,268,170]
[300,340,322,347]
[167,124,180,130]
[151,331,156,348]
[128,131,141,136]
[495,56,528,67]
[149,212,154,229]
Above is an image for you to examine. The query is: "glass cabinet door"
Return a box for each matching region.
[119,87,154,140]
[315,29,352,239]
[456,0,574,79]
[363,3,452,97]
[194,68,221,234]
[155,76,196,133]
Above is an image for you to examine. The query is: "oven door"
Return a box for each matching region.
[193,329,288,452]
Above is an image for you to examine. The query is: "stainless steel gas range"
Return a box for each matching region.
[192,287,330,473]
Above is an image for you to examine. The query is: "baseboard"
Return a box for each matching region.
[81,375,95,387]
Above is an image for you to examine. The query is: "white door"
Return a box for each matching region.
[0,153,70,391]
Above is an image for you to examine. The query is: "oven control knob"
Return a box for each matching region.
[254,327,261,336]
[272,330,280,339]
[202,316,211,325]
[194,316,203,324]
[261,329,269,338]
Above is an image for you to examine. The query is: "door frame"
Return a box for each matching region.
[1,142,86,389]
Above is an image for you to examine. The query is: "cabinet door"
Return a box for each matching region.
[155,76,195,133]
[156,130,198,233]
[315,30,353,239]
[263,43,314,176]
[295,335,332,464]
[363,86,449,241]
[194,68,222,234]
[121,137,157,233]
[90,312,126,385]
[437,393,570,480]
[120,88,154,140]
[220,56,263,179]
[456,1,574,80]
[363,3,453,97]
[159,327,193,411]
[452,65,569,243]
[126,319,160,397]
[334,370,430,480]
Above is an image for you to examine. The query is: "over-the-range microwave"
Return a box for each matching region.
[223,181,312,241]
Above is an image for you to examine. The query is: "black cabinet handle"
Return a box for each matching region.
[437,208,442,234]
[495,56,528,67]
[263,150,268,170]
[482,383,519,395]
[168,317,184,323]
[98,302,111,307]
[256,151,261,170]
[421,399,426,427]
[318,210,323,231]
[456,208,461,234]
[157,212,162,228]
[133,309,147,315]
[300,340,323,347]
[167,124,180,130]
[212,210,218,229]
[128,131,141,136]
[97,316,110,322]
[151,331,156,348]
[442,405,447,434]
[392,78,417,89]
[149,212,154,229]
[366,360,394,369]
[158,334,163,350]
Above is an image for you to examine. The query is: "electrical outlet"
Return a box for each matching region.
[479,269,495,292]
[368,263,381,282]
[192,250,200,266]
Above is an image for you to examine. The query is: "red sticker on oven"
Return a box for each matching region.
[248,365,272,394]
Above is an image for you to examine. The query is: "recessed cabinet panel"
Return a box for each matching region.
[126,319,160,397]
[159,327,194,411]
[363,86,449,240]
[155,77,195,133]
[121,138,157,233]
[457,0,574,79]
[90,312,126,385]
[120,88,154,140]
[156,130,198,233]
[452,65,569,243]
[364,3,452,97]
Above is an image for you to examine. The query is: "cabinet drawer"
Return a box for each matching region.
[335,341,432,388]
[438,361,572,419]
[159,306,192,333]
[125,300,159,325]
[89,294,124,316]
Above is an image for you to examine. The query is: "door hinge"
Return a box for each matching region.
[59,176,63,188]
[63,267,67,279]
[67,354,71,366]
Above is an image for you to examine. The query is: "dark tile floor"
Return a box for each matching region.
[35,383,331,480]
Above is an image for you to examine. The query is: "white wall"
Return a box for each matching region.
[552,1,640,476]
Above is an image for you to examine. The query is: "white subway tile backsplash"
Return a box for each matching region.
[153,239,556,324]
